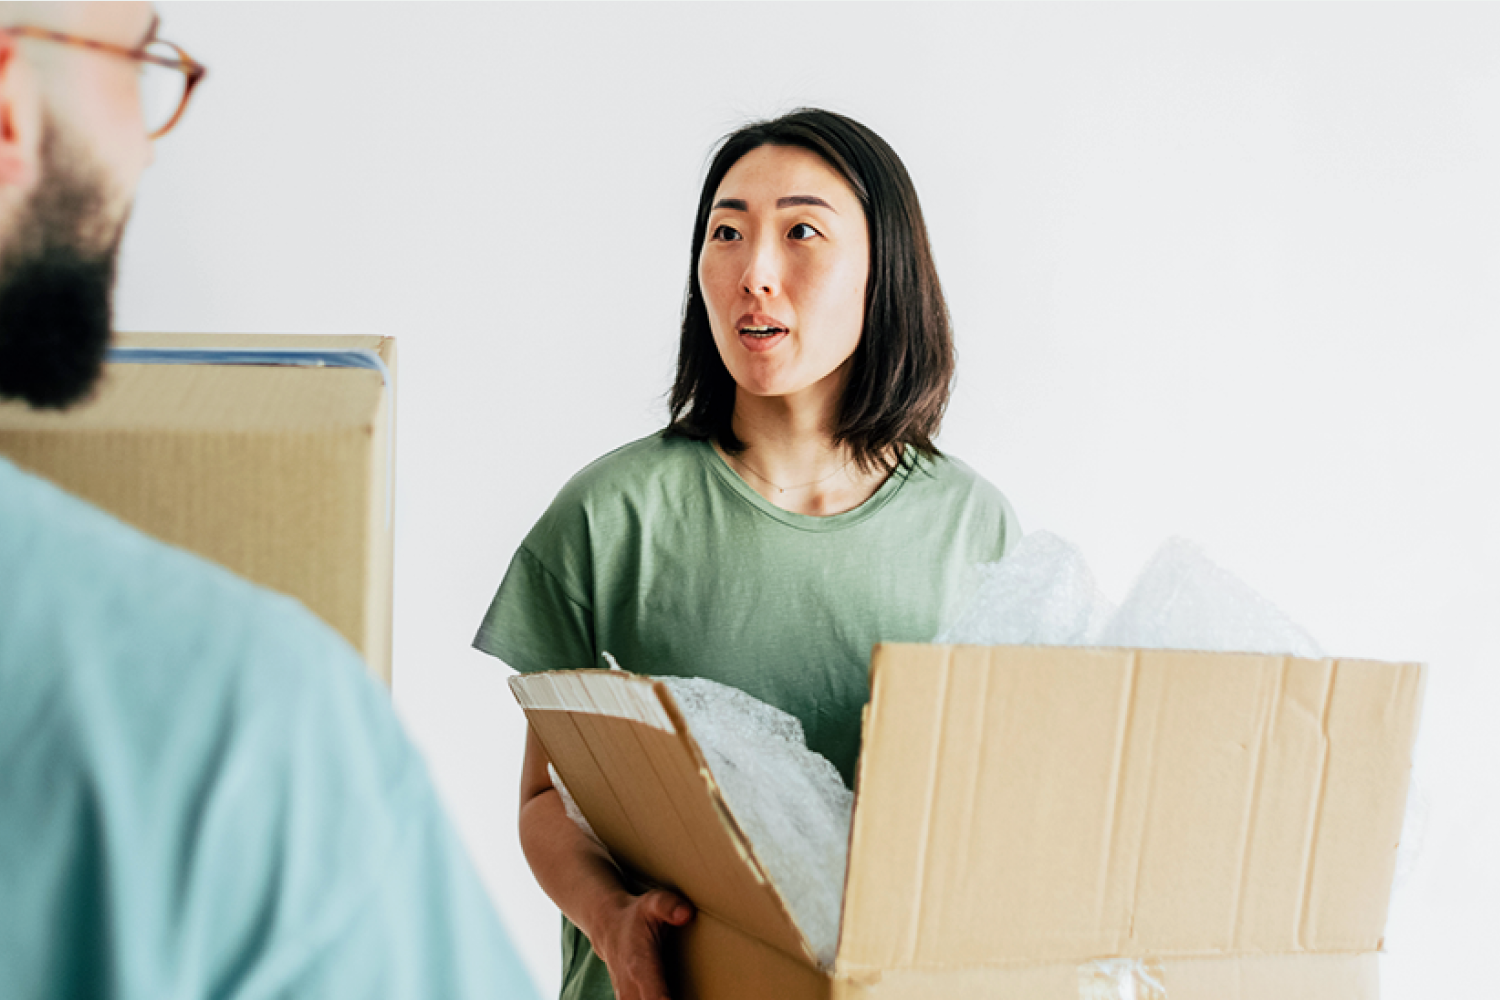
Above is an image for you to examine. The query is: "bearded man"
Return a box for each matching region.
[0,5,535,998]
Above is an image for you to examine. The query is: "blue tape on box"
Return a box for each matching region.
[106,346,392,385]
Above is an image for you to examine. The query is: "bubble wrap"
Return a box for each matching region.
[941,533,1322,657]
[937,531,1115,646]
[660,676,852,970]
[1097,537,1323,657]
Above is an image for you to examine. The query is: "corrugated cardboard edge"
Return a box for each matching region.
[366,336,395,684]
[510,669,825,971]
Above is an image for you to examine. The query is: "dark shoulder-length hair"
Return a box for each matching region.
[666,108,954,475]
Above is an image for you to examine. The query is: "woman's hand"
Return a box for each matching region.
[592,887,696,1000]
[518,724,696,999]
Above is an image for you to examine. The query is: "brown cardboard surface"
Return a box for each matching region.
[513,671,816,967]
[511,645,1423,1000]
[0,333,395,683]
[677,910,830,1000]
[841,646,1423,972]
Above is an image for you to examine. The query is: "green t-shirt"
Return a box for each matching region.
[0,457,537,1000]
[474,432,1017,1000]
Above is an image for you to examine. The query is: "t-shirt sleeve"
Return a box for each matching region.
[473,543,597,674]
[997,488,1022,557]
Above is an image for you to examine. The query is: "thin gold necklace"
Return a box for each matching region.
[730,451,854,495]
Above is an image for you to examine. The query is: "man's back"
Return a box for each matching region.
[0,456,535,998]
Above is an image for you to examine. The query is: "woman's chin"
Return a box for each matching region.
[726,349,849,405]
[731,373,840,407]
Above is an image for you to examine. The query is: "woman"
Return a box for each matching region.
[475,109,1018,1000]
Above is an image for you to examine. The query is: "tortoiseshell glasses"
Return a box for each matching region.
[2,23,207,139]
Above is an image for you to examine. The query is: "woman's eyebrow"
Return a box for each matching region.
[710,195,837,212]
[777,195,835,211]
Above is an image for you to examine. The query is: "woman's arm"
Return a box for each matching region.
[519,724,694,1000]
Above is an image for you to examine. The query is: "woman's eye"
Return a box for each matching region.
[788,223,820,240]
[710,224,742,241]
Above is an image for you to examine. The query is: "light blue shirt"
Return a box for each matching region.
[0,457,536,1000]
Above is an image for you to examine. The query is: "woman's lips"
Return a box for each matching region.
[736,313,789,352]
[738,328,788,353]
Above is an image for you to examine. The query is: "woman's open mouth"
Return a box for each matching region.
[738,325,788,352]
[736,313,790,352]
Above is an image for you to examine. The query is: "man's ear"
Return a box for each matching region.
[0,34,39,189]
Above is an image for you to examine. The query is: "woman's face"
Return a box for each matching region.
[698,144,870,405]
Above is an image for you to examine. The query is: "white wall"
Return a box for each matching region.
[116,4,1499,996]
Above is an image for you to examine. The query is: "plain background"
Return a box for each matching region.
[114,3,1498,996]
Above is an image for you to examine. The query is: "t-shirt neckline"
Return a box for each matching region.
[697,438,916,532]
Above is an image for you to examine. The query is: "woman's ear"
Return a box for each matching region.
[0,35,41,189]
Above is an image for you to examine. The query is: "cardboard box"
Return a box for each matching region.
[0,333,396,684]
[511,644,1425,1000]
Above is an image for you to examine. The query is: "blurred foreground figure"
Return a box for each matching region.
[0,5,535,997]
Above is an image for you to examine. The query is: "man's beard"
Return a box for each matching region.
[0,117,126,410]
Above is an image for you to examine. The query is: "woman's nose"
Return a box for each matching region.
[740,239,781,297]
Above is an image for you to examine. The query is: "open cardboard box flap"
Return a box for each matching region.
[511,669,816,965]
[512,644,1424,1000]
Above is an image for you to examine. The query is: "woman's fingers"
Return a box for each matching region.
[606,889,696,1000]
[643,888,695,927]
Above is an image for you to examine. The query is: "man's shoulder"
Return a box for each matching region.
[0,464,497,996]
[0,457,364,696]
[0,455,409,844]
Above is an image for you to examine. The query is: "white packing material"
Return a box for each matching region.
[942,533,1322,658]
[937,531,1115,646]
[660,676,852,971]
[1096,537,1323,657]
